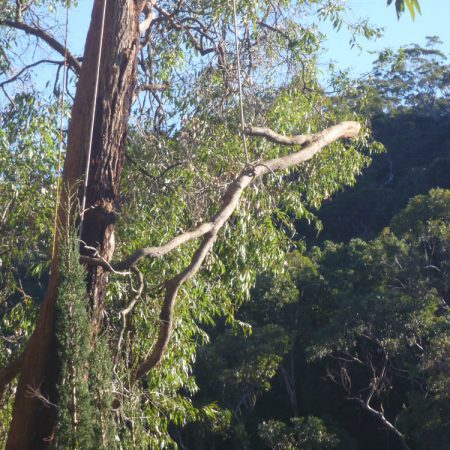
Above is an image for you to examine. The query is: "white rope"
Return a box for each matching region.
[51,2,70,258]
[231,0,250,162]
[79,0,108,238]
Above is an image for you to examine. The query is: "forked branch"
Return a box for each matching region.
[126,120,361,381]
[83,121,360,277]
[81,122,360,381]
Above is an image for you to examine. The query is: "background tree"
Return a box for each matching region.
[304,189,450,450]
[188,189,450,450]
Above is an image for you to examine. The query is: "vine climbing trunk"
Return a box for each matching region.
[6,1,141,448]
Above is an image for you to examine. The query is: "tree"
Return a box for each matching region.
[300,189,450,450]
[2,1,141,446]
[190,189,449,450]
[369,36,450,115]
[0,0,385,447]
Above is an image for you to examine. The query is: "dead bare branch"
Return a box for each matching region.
[244,126,314,146]
[25,381,57,408]
[349,395,410,450]
[129,120,360,381]
[83,121,360,276]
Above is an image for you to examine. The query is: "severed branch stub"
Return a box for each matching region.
[83,121,361,383]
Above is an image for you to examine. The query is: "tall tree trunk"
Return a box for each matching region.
[6,1,141,448]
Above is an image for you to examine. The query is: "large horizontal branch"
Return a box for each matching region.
[80,222,215,271]
[127,120,360,382]
[1,19,81,75]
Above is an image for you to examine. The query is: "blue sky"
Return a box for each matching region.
[63,0,450,81]
[4,0,450,100]
[319,0,450,74]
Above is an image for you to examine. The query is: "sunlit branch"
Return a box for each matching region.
[244,126,314,146]
[128,120,361,381]
[83,121,360,276]
[82,121,360,384]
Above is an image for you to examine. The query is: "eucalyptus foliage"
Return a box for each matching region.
[0,94,58,441]
[388,0,421,19]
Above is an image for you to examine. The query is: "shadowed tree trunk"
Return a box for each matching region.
[6,1,141,447]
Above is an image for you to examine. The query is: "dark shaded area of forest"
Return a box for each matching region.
[304,112,450,243]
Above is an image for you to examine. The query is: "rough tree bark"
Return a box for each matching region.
[6,1,141,448]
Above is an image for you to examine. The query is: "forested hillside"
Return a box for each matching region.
[302,38,450,242]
